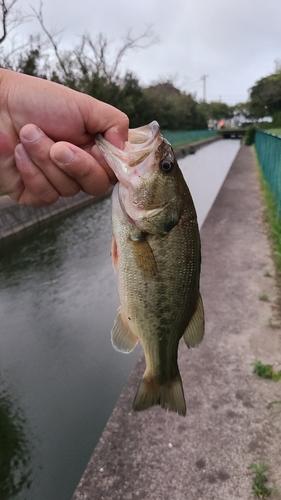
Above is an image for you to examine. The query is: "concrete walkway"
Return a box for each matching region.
[72,145,281,500]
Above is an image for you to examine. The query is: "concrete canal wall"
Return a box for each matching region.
[174,134,220,159]
[0,190,102,242]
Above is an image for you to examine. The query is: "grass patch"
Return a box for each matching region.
[267,400,281,408]
[259,294,269,302]
[250,462,275,498]
[256,157,281,317]
[253,360,281,381]
[268,317,281,329]
[264,270,272,277]
[258,171,281,276]
[266,128,281,137]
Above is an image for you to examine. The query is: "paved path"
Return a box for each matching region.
[73,145,281,500]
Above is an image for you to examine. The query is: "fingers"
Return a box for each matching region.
[14,144,60,206]
[13,118,120,206]
[20,125,81,198]
[50,142,111,196]
[17,124,113,205]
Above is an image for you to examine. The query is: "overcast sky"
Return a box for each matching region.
[9,0,281,104]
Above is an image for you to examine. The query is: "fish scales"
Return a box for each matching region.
[96,121,204,416]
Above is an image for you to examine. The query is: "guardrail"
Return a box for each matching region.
[255,130,281,216]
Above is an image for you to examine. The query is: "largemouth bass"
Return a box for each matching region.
[96,121,204,416]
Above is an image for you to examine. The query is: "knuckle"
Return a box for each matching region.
[120,112,129,127]
[21,188,60,207]
[61,182,81,198]
[41,189,60,206]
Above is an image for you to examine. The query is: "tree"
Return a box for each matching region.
[231,102,253,125]
[29,0,157,86]
[143,81,207,130]
[0,1,211,130]
[249,70,281,118]
[198,101,233,122]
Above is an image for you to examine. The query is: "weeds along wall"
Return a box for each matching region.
[255,130,281,217]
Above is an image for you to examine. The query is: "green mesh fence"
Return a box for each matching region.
[162,129,217,148]
[255,130,281,216]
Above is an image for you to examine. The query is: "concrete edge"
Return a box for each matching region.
[174,134,221,159]
[0,190,112,243]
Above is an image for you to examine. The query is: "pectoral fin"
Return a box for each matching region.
[111,308,139,353]
[129,232,157,278]
[183,293,205,348]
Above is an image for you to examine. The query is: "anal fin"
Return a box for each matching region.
[183,293,205,348]
[111,308,138,353]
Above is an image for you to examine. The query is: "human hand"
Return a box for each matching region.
[0,69,128,206]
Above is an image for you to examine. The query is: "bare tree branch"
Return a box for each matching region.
[30,0,70,79]
[110,26,157,79]
[1,0,158,86]
[0,0,30,45]
[82,26,158,81]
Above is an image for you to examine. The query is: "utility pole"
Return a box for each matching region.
[201,75,208,102]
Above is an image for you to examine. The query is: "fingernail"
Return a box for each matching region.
[54,146,75,165]
[15,143,30,160]
[22,126,43,143]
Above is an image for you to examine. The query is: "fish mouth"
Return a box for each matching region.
[95,121,162,186]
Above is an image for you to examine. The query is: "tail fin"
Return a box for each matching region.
[132,374,186,416]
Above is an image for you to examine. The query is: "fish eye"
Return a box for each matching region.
[161,160,173,173]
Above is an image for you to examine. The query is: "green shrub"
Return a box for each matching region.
[244,125,256,145]
[272,111,281,127]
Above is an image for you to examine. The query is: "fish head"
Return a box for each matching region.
[96,121,188,232]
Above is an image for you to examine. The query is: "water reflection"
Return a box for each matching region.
[0,381,32,499]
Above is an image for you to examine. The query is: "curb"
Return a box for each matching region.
[174,135,221,159]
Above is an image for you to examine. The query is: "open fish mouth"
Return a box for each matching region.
[127,120,160,149]
[95,121,162,186]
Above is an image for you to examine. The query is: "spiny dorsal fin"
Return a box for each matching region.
[183,293,205,348]
[111,308,139,353]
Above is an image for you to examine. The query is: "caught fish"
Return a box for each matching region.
[96,121,204,416]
